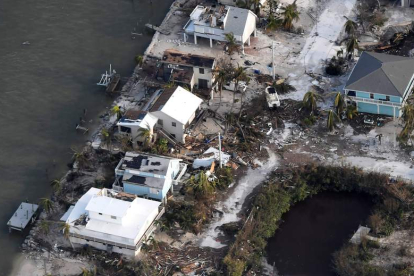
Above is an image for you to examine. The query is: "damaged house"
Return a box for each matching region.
[113,152,187,203]
[116,109,158,148]
[344,52,414,118]
[64,187,163,256]
[147,86,203,143]
[183,5,257,53]
[157,49,216,96]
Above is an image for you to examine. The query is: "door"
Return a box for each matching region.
[198,79,208,89]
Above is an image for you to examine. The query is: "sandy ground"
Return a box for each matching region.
[10,253,87,276]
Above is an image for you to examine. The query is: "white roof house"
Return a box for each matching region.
[149,86,203,143]
[65,188,162,256]
[116,109,158,147]
[154,86,203,125]
[183,5,257,51]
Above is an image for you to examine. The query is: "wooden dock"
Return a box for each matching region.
[7,202,39,232]
[106,74,120,93]
[350,226,371,244]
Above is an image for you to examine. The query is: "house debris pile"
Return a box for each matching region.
[145,243,222,275]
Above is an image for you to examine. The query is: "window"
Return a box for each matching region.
[171,134,176,138]
[386,96,390,101]
[347,90,356,97]
[370,93,374,99]
[99,213,102,215]
[199,68,205,74]
[120,126,131,133]
[172,122,176,127]
[158,119,163,126]
[111,215,117,219]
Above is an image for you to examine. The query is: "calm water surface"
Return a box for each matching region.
[0,0,173,274]
[266,192,373,276]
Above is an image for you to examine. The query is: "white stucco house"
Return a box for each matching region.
[183,5,257,53]
[113,152,187,203]
[147,86,203,143]
[64,188,163,256]
[157,49,216,94]
[116,109,158,148]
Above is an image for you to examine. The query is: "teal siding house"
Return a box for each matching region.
[113,152,187,203]
[344,52,414,118]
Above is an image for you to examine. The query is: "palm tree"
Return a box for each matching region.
[302,91,323,115]
[111,106,123,120]
[71,148,88,169]
[266,14,282,32]
[186,172,216,199]
[39,220,50,235]
[281,0,300,31]
[399,103,414,144]
[213,66,230,111]
[224,33,240,55]
[101,128,113,151]
[61,222,71,239]
[332,92,345,115]
[327,110,340,132]
[40,198,54,214]
[135,55,144,67]
[231,65,248,113]
[346,105,358,120]
[50,179,61,193]
[136,124,152,146]
[346,36,359,58]
[344,19,358,37]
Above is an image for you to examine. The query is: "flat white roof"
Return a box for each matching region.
[66,187,101,223]
[66,188,161,243]
[160,86,203,125]
[85,198,161,240]
[85,196,131,218]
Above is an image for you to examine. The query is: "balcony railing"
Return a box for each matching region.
[348,96,402,107]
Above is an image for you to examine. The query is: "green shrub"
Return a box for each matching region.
[216,167,234,190]
[223,256,245,276]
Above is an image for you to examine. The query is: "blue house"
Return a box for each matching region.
[113,152,187,203]
[344,52,414,118]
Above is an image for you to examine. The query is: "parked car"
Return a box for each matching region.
[265,86,281,108]
[223,81,247,92]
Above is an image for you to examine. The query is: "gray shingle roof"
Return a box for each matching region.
[224,7,251,37]
[345,52,414,97]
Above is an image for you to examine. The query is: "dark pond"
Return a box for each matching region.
[266,191,373,276]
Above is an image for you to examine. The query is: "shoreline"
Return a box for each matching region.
[9,1,179,275]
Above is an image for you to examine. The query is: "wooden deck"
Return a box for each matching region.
[7,202,39,232]
[106,74,120,93]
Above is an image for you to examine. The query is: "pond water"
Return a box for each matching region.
[266,191,373,276]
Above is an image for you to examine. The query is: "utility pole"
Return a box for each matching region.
[272,41,276,80]
[218,132,222,168]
